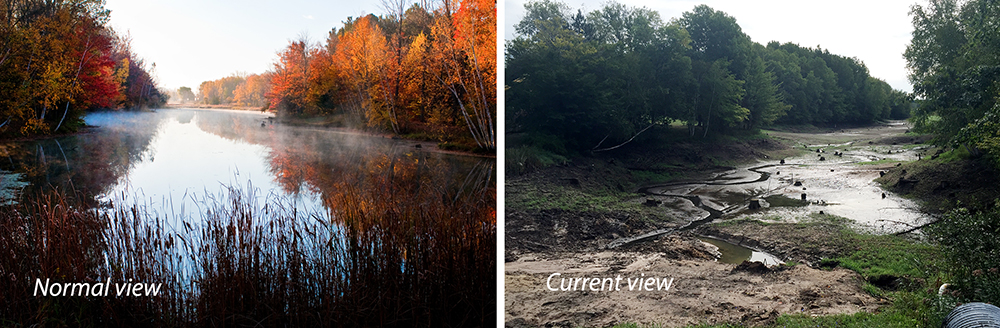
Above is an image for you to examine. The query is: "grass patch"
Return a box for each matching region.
[857,159,903,165]
[402,131,436,141]
[505,145,568,176]
[630,170,674,184]
[834,233,942,283]
[508,183,634,212]
[768,291,948,328]
[697,213,950,327]
[933,147,969,163]
[680,291,941,327]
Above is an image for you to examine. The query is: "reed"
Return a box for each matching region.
[0,164,495,327]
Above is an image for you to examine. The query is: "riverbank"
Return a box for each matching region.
[505,122,951,327]
[0,106,496,326]
[164,105,495,157]
[164,103,266,111]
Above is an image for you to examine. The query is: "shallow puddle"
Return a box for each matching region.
[699,237,784,266]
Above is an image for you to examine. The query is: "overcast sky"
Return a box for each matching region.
[504,0,919,93]
[104,0,382,91]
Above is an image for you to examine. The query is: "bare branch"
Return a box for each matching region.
[592,123,656,152]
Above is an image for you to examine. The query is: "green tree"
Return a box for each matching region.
[679,5,786,132]
[906,0,1000,156]
[178,86,195,103]
[507,0,694,152]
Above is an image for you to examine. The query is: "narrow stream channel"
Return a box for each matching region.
[606,164,776,249]
[606,144,928,265]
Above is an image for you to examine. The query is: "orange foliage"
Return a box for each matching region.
[0,2,164,137]
[233,74,270,108]
[253,0,496,149]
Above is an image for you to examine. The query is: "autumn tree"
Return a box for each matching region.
[428,0,495,149]
[199,74,246,105]
[268,36,316,115]
[232,74,269,108]
[240,0,497,150]
[333,15,398,131]
[0,0,163,137]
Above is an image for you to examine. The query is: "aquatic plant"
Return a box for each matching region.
[0,163,495,326]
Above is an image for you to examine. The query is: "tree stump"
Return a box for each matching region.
[794,181,802,186]
[801,193,807,201]
[644,198,661,207]
[749,199,761,210]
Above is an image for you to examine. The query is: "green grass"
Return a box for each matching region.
[685,214,950,328]
[505,145,568,176]
[508,183,636,212]
[933,147,969,163]
[857,159,902,165]
[834,233,942,282]
[630,169,674,184]
[770,291,947,328]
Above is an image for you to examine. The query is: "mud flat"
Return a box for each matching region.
[505,234,879,328]
[505,121,929,327]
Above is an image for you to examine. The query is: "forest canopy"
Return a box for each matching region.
[0,0,166,138]
[192,0,497,152]
[505,1,911,154]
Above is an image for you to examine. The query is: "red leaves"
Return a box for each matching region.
[250,0,496,148]
[0,3,163,136]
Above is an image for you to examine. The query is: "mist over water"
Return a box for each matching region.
[2,108,491,223]
[0,108,496,325]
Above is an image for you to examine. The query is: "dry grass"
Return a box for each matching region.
[0,163,495,327]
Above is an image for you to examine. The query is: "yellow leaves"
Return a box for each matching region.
[233,74,270,108]
[334,16,397,130]
[21,117,49,135]
[405,33,428,68]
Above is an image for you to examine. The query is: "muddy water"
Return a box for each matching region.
[698,237,783,266]
[614,121,931,256]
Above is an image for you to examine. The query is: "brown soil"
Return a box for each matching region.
[876,155,1000,213]
[505,233,880,328]
[504,122,927,327]
[505,209,664,257]
[696,219,850,268]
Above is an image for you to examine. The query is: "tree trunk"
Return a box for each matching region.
[57,36,92,132]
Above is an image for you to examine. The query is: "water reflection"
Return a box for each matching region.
[0,108,496,325]
[0,111,163,199]
[699,237,784,267]
[1,108,492,222]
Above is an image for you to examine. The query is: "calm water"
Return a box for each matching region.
[699,237,784,267]
[0,108,493,221]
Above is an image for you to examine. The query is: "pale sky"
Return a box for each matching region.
[104,0,383,92]
[504,0,919,93]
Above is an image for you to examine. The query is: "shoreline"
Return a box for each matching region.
[163,105,496,158]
